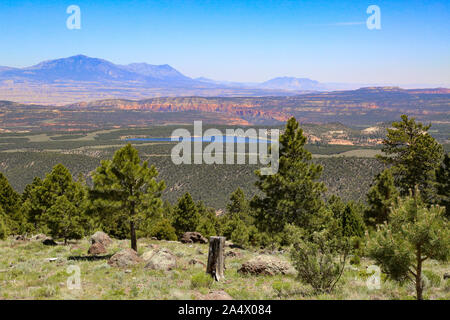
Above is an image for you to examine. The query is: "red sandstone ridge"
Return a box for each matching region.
[113,100,291,122]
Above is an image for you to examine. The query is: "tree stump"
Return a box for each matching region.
[206,236,225,281]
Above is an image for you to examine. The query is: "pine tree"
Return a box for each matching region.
[328,196,365,238]
[377,115,444,201]
[226,187,250,216]
[0,207,8,240]
[435,154,449,218]
[230,219,250,247]
[0,172,22,234]
[21,164,86,235]
[251,117,326,237]
[91,144,165,251]
[340,204,365,238]
[365,169,399,225]
[221,188,259,246]
[367,189,450,300]
[172,192,200,238]
[42,195,86,244]
[196,201,219,238]
[20,177,43,231]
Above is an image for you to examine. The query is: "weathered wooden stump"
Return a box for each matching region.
[206,236,225,281]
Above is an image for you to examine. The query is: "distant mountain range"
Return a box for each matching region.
[0,55,195,85]
[0,55,448,105]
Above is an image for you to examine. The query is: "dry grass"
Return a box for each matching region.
[0,237,448,300]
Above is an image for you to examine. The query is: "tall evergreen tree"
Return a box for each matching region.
[327,196,365,238]
[226,187,250,217]
[22,164,79,232]
[172,192,200,238]
[365,169,399,225]
[21,165,90,239]
[91,144,165,251]
[340,204,365,238]
[222,188,257,247]
[196,200,219,238]
[21,177,43,230]
[377,115,443,201]
[0,207,8,240]
[0,172,22,234]
[251,117,326,237]
[435,153,449,218]
[42,195,86,244]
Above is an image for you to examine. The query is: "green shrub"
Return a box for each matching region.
[196,217,216,239]
[149,218,177,241]
[190,272,214,289]
[230,220,249,247]
[248,225,263,247]
[281,224,305,246]
[290,230,351,293]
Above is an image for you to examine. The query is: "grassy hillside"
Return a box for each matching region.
[1,237,448,300]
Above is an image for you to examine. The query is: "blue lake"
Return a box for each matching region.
[126,136,274,144]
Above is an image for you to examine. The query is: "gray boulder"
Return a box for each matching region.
[144,249,177,271]
[42,237,57,246]
[90,231,112,247]
[108,248,142,268]
[180,232,207,244]
[88,242,107,255]
[238,255,294,276]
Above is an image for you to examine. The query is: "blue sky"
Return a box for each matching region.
[0,0,449,85]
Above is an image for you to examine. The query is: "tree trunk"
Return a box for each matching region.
[416,247,423,300]
[130,220,137,252]
[206,236,225,281]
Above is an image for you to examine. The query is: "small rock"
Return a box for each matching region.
[90,231,112,247]
[238,255,294,276]
[88,242,107,255]
[42,238,57,246]
[144,249,177,271]
[225,250,242,258]
[108,249,142,268]
[124,269,132,274]
[180,232,208,244]
[31,233,47,241]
